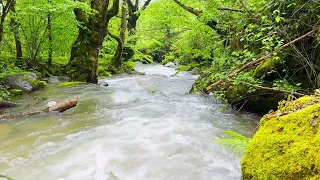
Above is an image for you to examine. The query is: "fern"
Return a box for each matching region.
[214,130,251,154]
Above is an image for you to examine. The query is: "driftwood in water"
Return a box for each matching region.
[0,97,78,119]
[0,100,20,108]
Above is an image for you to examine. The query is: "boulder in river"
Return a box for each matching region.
[47,76,70,84]
[165,62,176,68]
[2,73,47,92]
[3,73,36,92]
[99,82,109,87]
[190,68,200,75]
[242,96,320,179]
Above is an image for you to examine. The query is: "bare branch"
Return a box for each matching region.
[218,7,244,13]
[142,0,151,10]
[173,0,202,17]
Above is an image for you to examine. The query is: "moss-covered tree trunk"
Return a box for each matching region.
[67,0,119,83]
[108,0,127,71]
[127,0,151,35]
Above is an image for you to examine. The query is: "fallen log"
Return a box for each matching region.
[0,100,20,108]
[206,28,316,91]
[0,97,78,119]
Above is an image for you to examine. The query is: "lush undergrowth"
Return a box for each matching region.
[133,0,320,114]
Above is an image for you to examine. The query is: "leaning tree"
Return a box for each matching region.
[67,0,120,83]
[127,0,151,35]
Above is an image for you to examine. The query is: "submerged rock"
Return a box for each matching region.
[99,82,109,87]
[242,96,320,179]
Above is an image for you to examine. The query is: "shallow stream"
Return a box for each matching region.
[0,63,259,180]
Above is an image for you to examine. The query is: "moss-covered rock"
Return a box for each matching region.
[242,96,320,179]
[220,83,283,114]
[30,80,47,90]
[58,81,87,87]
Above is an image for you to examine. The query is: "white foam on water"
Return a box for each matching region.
[0,63,259,180]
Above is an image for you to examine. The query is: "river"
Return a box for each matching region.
[0,63,259,180]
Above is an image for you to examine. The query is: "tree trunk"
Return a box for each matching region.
[108,29,123,69]
[0,0,14,43]
[0,24,3,43]
[110,0,127,70]
[9,2,23,63]
[67,0,119,84]
[127,0,151,35]
[127,13,138,36]
[47,10,53,67]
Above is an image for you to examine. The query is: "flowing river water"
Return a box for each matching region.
[0,63,259,180]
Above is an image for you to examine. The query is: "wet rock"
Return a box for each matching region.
[99,82,109,87]
[58,76,70,82]
[3,73,37,92]
[190,68,200,75]
[129,71,146,75]
[165,62,176,68]
[173,60,180,66]
[48,76,70,84]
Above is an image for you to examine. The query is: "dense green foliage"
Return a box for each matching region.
[131,0,319,113]
[0,0,320,107]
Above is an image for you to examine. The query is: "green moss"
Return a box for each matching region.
[30,80,47,90]
[242,96,320,179]
[9,89,23,95]
[253,56,281,77]
[58,81,87,87]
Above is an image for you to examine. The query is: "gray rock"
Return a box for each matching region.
[3,73,36,92]
[48,76,70,84]
[173,60,180,66]
[190,68,200,75]
[165,62,176,68]
[58,76,70,82]
[99,82,109,87]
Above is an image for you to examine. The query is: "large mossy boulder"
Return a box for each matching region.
[3,73,36,92]
[242,96,320,179]
[2,73,47,92]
